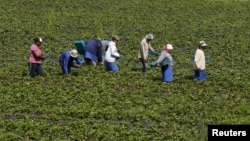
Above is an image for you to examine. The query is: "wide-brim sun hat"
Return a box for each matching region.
[70,49,78,58]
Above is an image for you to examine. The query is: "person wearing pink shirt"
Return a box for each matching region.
[28,37,45,77]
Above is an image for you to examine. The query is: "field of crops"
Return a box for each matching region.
[0,0,249,140]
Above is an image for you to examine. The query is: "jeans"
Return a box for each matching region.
[28,63,44,77]
[105,61,118,72]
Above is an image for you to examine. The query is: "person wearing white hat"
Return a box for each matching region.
[194,40,207,80]
[59,49,82,75]
[138,33,156,73]
[156,44,174,83]
[28,37,46,77]
[104,35,121,72]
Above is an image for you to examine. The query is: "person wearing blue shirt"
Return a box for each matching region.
[59,49,82,75]
[84,38,103,66]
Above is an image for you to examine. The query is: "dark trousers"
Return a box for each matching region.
[139,58,147,72]
[28,63,44,77]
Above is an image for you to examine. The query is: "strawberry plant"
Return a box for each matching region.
[0,0,249,140]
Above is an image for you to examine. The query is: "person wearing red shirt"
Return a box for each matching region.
[28,37,45,77]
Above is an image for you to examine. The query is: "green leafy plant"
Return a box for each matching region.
[0,0,249,140]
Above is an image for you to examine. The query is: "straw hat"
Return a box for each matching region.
[70,49,78,58]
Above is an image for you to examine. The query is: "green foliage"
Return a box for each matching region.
[0,0,249,140]
[46,9,56,37]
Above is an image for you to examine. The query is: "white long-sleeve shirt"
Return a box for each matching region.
[156,51,173,66]
[194,48,205,70]
[104,41,120,62]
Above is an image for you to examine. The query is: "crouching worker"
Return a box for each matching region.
[28,37,46,77]
[59,49,82,75]
[156,44,174,83]
[104,36,121,72]
[84,38,103,66]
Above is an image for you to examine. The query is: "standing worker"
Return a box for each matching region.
[59,49,82,75]
[104,36,121,72]
[84,38,103,66]
[138,33,155,73]
[194,40,207,81]
[28,37,46,77]
[156,44,174,83]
